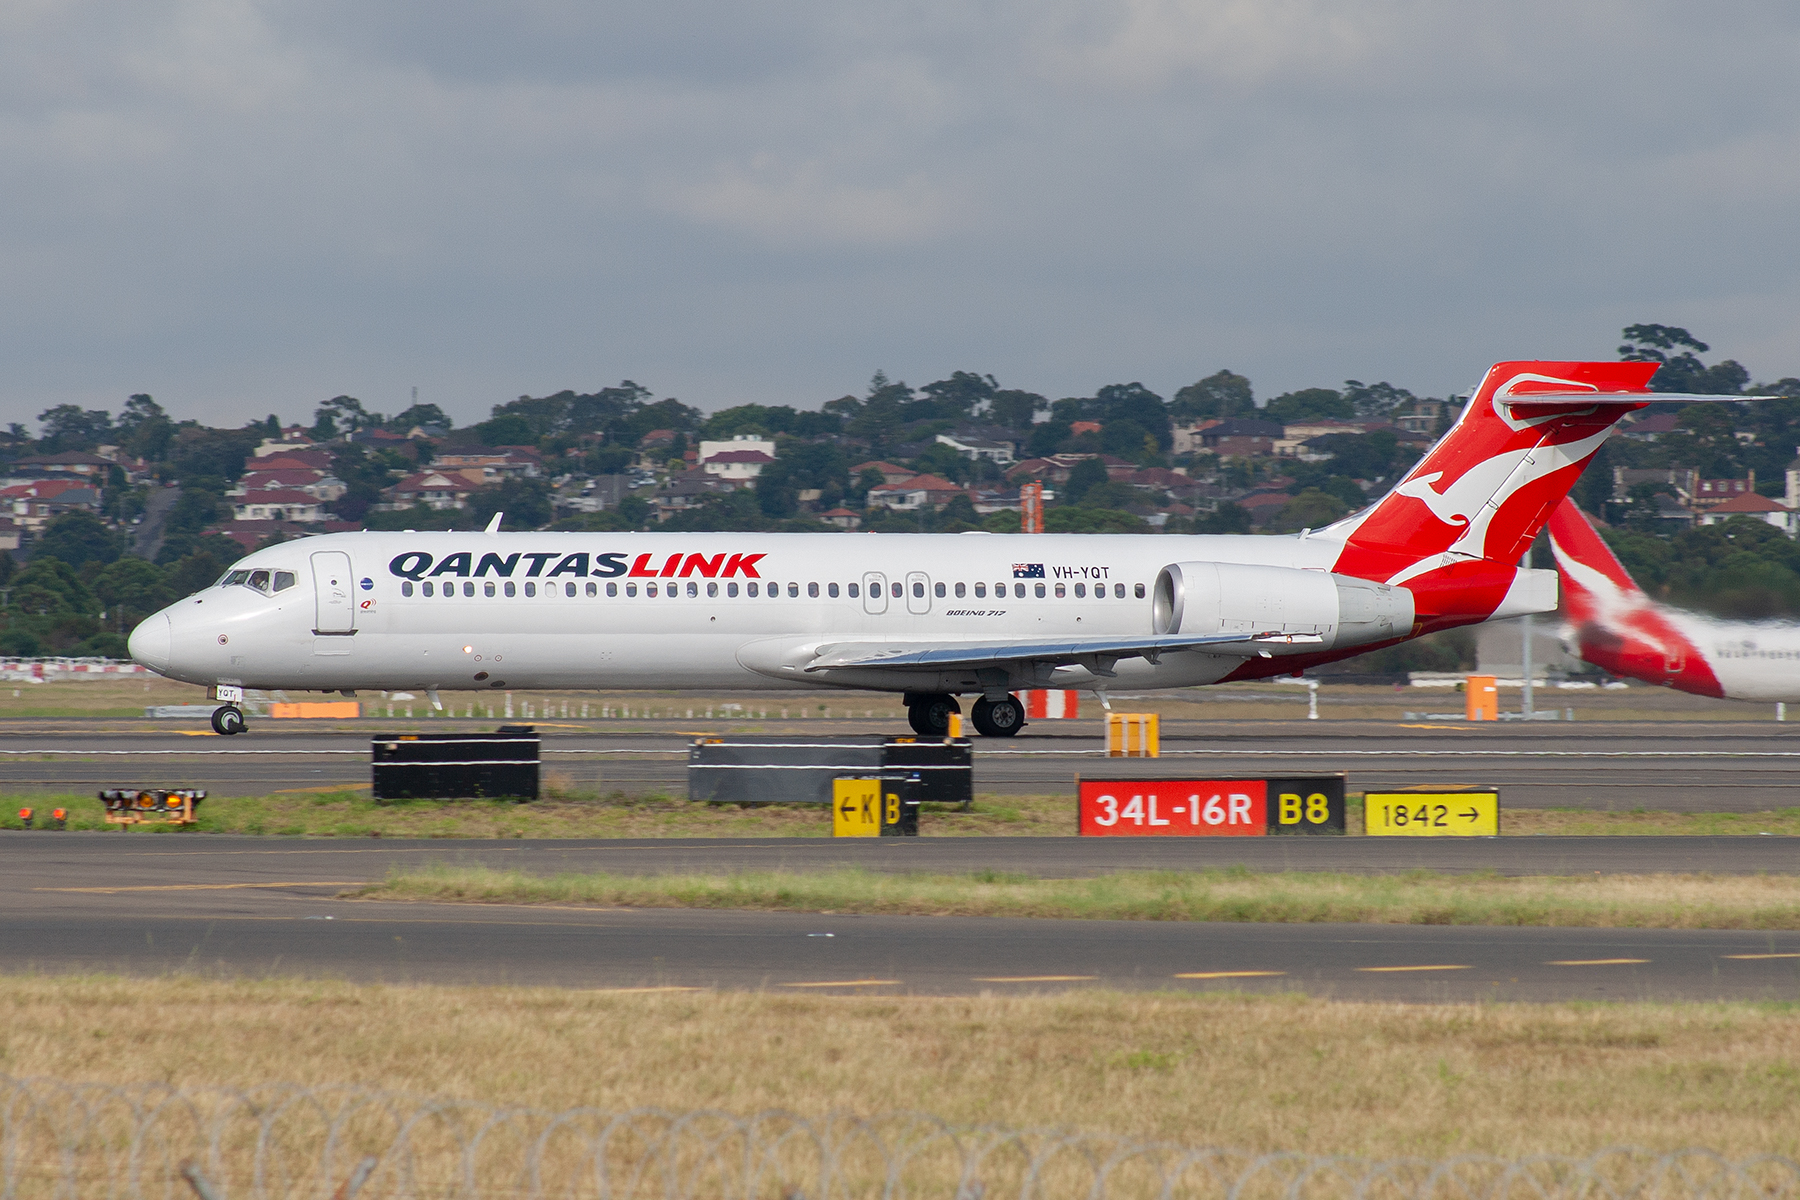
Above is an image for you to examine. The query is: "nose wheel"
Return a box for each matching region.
[210,705,247,736]
[970,694,1025,738]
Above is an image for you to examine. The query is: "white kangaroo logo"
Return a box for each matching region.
[1391,453,1524,528]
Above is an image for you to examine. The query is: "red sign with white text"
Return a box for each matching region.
[1078,779,1268,837]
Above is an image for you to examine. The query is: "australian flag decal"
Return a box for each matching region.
[1012,563,1045,578]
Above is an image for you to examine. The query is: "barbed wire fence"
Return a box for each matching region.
[3,1077,1797,1200]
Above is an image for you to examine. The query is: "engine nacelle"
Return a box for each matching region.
[1152,562,1414,652]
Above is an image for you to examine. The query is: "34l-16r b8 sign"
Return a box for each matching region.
[1077,776,1345,836]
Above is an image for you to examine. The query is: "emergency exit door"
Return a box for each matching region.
[312,551,356,634]
[862,571,888,614]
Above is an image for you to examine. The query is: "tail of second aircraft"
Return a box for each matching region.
[1546,496,1645,627]
[1323,360,1667,626]
[1545,496,1724,697]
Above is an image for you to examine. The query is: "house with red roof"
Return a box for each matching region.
[230,489,326,523]
[1697,492,1795,534]
[867,474,965,511]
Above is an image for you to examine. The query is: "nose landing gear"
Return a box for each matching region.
[210,706,247,736]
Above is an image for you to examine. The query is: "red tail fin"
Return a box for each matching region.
[1546,498,1643,627]
[1330,361,1657,587]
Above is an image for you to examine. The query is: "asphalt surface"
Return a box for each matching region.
[7,834,1800,1001]
[9,718,1800,810]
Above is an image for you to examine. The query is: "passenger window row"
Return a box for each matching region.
[396,578,1147,600]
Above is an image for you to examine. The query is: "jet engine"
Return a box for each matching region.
[1152,562,1413,651]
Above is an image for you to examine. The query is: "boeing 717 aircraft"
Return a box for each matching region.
[1548,497,1800,702]
[129,360,1744,736]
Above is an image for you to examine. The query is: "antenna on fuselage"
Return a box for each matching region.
[484,511,503,536]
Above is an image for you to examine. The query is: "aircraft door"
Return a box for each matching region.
[312,551,356,634]
[863,572,888,614]
[906,570,931,614]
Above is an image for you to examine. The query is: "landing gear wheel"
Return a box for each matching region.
[970,695,1024,738]
[907,694,960,736]
[211,705,246,736]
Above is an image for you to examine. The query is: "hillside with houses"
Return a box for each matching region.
[3,325,1799,659]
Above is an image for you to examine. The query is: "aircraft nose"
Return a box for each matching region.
[129,613,171,673]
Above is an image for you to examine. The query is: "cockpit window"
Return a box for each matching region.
[248,570,271,592]
[223,567,292,595]
[273,571,296,593]
[223,570,251,587]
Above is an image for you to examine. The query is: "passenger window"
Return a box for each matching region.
[890,582,901,598]
[707,582,718,597]
[402,581,414,597]
[1055,583,1065,598]
[624,583,636,597]
[788,583,799,598]
[995,582,1006,596]
[586,581,597,596]
[248,570,271,592]
[935,582,945,598]
[273,571,296,593]
[1014,583,1026,598]
[848,582,859,598]
[445,586,454,599]
[505,581,517,597]
[955,582,966,598]
[485,581,496,597]
[975,583,986,598]
[912,582,924,598]
[607,582,618,596]
[687,581,698,597]
[748,582,759,597]
[423,582,435,597]
[808,582,819,598]
[1035,583,1045,598]
[525,582,537,597]
[1114,583,1126,598]
[726,582,737,597]
[1075,583,1086,598]
[464,582,474,597]
[646,583,657,597]
[1135,583,1146,599]
[828,582,839,598]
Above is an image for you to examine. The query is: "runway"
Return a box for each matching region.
[7,717,1800,810]
[5,834,1800,1002]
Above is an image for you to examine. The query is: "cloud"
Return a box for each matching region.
[0,0,1797,428]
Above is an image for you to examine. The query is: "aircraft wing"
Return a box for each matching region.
[802,630,1323,674]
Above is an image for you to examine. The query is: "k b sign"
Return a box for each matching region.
[1077,776,1345,837]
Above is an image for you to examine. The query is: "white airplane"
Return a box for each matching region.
[1548,497,1800,702]
[129,359,1739,737]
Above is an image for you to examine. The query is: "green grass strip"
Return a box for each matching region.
[359,864,1800,929]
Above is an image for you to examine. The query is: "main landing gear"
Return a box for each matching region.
[210,706,247,736]
[903,692,1026,738]
[905,694,961,736]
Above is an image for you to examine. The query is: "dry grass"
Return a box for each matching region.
[362,865,1800,929]
[1,976,1798,1158]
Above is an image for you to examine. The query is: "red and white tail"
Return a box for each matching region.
[1546,497,1643,627]
[1324,360,1664,625]
[1544,497,1724,697]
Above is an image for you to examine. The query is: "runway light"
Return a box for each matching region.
[17,808,32,829]
[49,808,66,830]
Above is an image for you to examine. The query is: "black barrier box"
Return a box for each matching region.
[688,735,972,809]
[372,727,539,800]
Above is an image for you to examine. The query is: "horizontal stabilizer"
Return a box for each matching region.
[1498,391,1771,406]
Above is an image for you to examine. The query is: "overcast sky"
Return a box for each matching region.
[3,1,1798,431]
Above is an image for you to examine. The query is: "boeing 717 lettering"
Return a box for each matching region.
[129,360,1747,736]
